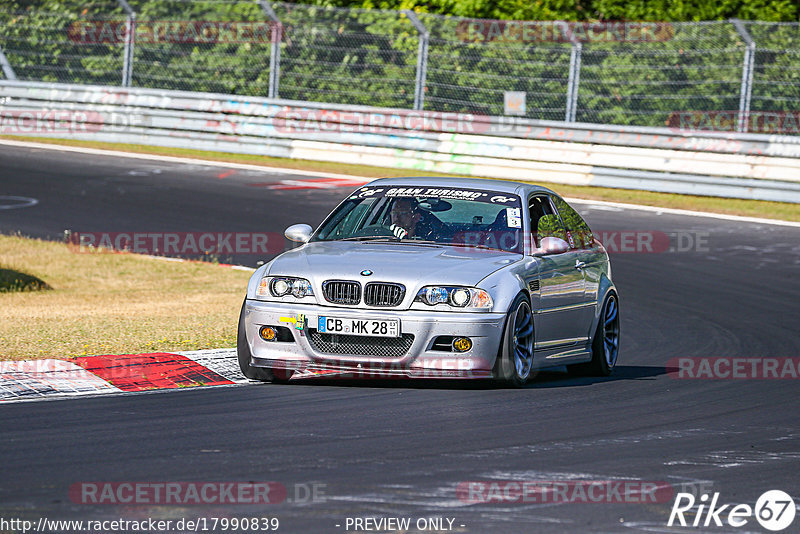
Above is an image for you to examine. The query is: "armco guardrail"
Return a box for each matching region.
[2,80,800,203]
[3,4,799,130]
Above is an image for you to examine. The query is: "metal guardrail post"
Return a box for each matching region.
[0,43,17,80]
[732,19,756,133]
[258,1,282,99]
[405,11,429,111]
[565,42,582,122]
[561,22,582,123]
[117,0,135,87]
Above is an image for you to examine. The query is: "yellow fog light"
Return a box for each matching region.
[453,337,472,352]
[259,326,277,341]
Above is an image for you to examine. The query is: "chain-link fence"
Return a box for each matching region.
[126,0,273,95]
[0,1,128,86]
[0,0,798,132]
[272,2,418,108]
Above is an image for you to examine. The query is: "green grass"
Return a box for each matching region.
[3,135,799,222]
[0,234,251,360]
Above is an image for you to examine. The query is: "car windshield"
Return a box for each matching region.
[312,185,524,254]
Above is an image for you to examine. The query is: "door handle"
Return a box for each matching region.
[575,260,586,270]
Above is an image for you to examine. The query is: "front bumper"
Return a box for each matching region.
[243,299,506,379]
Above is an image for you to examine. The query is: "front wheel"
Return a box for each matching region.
[570,293,620,377]
[493,294,535,387]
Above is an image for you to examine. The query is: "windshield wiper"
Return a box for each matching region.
[393,240,441,245]
[449,243,490,249]
[336,237,506,251]
[339,236,400,242]
[338,236,444,247]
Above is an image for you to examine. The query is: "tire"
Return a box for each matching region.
[569,293,620,377]
[237,301,274,382]
[493,293,535,387]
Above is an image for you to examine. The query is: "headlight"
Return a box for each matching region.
[425,287,449,305]
[256,276,314,299]
[451,288,470,307]
[272,278,290,296]
[415,286,493,309]
[290,279,312,298]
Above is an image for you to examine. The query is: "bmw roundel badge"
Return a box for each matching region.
[360,269,373,276]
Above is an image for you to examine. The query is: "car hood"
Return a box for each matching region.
[268,241,522,288]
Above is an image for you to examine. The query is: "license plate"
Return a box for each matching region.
[317,316,400,338]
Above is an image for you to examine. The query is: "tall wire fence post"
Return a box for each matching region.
[258,1,282,99]
[563,22,582,123]
[731,19,756,133]
[0,43,17,80]
[117,0,135,87]
[405,10,428,111]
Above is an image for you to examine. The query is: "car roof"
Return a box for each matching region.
[364,176,559,197]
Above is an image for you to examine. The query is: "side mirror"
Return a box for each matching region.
[284,223,313,243]
[533,236,569,256]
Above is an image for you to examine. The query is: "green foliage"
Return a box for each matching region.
[0,0,797,128]
[317,0,799,22]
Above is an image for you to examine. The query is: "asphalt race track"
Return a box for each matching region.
[1,143,800,533]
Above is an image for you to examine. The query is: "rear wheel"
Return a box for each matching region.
[237,301,274,382]
[569,293,620,377]
[494,294,535,387]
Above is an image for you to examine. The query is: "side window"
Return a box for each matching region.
[529,195,565,247]
[552,196,594,250]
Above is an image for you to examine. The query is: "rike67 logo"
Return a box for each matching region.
[668,490,796,531]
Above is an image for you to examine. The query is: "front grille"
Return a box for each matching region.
[364,282,405,307]
[307,330,414,358]
[322,280,361,305]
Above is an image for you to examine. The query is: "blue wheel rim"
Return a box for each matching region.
[512,302,534,380]
[602,296,620,368]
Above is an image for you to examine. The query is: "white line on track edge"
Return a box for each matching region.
[1,137,798,228]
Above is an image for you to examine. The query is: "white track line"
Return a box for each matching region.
[2,137,798,228]
[565,198,800,228]
[0,138,368,180]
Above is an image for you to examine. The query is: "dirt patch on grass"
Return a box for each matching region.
[0,267,52,292]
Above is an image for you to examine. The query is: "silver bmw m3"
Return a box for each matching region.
[238,177,620,386]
